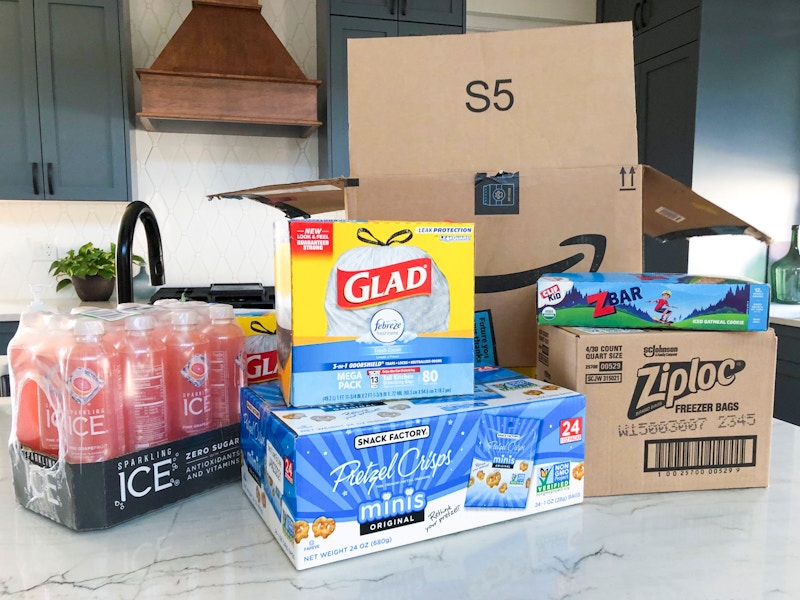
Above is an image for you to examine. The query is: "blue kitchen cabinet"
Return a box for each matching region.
[0,0,131,201]
[317,0,465,178]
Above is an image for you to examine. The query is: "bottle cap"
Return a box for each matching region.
[74,318,105,336]
[171,309,198,326]
[209,303,235,320]
[46,314,74,332]
[125,315,155,331]
[154,298,180,306]
[19,311,51,329]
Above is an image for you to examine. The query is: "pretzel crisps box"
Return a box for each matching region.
[537,326,776,497]
[537,272,770,331]
[240,366,586,570]
[274,220,475,407]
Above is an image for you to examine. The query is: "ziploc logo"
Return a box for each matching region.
[536,461,571,493]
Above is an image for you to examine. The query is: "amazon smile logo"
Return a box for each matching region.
[475,234,607,294]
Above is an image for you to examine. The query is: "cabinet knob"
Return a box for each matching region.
[401,0,407,16]
[389,0,396,15]
[31,163,40,196]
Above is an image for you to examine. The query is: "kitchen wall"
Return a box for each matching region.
[0,0,596,306]
[0,0,322,304]
[688,0,800,281]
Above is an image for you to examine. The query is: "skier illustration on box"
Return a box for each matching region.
[648,290,676,324]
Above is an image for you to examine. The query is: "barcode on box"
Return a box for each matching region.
[644,436,757,471]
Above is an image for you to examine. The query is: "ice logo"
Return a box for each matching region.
[181,354,209,387]
[370,308,405,343]
[67,367,104,405]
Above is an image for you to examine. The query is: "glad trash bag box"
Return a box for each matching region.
[274,220,475,407]
[240,366,586,570]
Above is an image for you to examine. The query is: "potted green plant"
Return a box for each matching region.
[49,242,144,302]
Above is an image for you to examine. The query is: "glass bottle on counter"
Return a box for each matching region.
[770,224,800,304]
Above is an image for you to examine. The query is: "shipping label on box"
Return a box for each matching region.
[537,272,770,331]
[274,220,475,407]
[537,326,776,497]
[240,367,585,569]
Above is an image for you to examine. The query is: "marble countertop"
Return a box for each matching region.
[0,300,115,322]
[2,401,800,599]
[771,303,800,327]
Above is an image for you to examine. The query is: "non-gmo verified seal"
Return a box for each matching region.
[540,306,557,321]
[370,308,405,343]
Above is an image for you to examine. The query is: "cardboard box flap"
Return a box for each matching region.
[208,177,353,217]
[347,23,638,177]
[642,166,771,243]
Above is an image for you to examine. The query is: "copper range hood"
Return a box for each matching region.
[136,0,321,137]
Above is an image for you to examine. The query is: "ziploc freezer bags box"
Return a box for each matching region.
[537,272,770,331]
[274,220,475,407]
[240,366,586,569]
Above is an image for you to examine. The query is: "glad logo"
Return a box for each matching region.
[337,257,432,309]
[245,349,279,384]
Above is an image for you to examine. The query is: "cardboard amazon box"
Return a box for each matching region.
[537,326,776,497]
[211,23,769,368]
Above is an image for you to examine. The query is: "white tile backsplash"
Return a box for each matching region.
[0,0,319,304]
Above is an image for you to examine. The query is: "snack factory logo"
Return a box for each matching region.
[336,258,432,309]
[628,358,746,419]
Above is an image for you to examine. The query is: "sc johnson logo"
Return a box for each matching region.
[643,344,679,358]
[628,358,746,419]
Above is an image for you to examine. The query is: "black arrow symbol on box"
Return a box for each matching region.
[619,166,627,187]
[629,166,636,187]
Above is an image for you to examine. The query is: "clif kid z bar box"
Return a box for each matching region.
[537,272,770,331]
[274,220,475,407]
[240,367,586,569]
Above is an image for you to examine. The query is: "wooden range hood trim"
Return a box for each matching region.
[136,0,321,136]
[136,68,321,86]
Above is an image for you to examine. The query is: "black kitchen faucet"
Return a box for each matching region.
[116,201,165,304]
